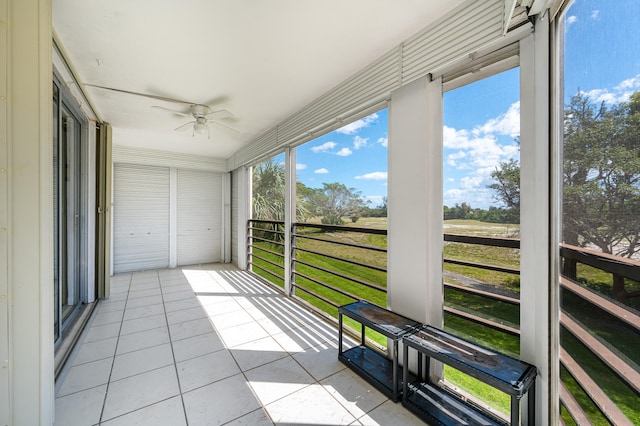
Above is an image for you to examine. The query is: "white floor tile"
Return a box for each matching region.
[176,349,240,392]
[320,369,388,419]
[172,332,225,363]
[125,294,164,309]
[230,336,288,372]
[110,343,174,381]
[120,313,166,336]
[164,297,202,313]
[84,322,121,343]
[357,399,426,426]
[72,337,118,366]
[123,303,165,321]
[100,396,186,426]
[116,326,170,355]
[169,317,215,342]
[183,374,261,426]
[91,310,124,327]
[245,357,315,406]
[224,408,273,426]
[101,365,180,421]
[54,384,106,426]
[162,290,196,302]
[217,321,270,348]
[292,341,346,381]
[264,383,356,425]
[57,357,113,397]
[208,309,255,330]
[128,287,162,300]
[166,306,207,325]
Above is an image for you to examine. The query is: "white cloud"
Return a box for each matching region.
[311,141,337,153]
[315,168,329,174]
[581,74,640,105]
[353,136,368,149]
[567,15,578,25]
[591,10,599,20]
[377,137,388,147]
[336,113,379,134]
[473,101,520,138]
[336,147,352,157]
[355,172,387,180]
[296,163,307,170]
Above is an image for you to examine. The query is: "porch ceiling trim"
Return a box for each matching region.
[113,145,227,172]
[227,0,513,170]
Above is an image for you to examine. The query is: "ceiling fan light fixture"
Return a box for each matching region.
[193,122,209,136]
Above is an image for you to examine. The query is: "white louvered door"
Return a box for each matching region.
[113,163,170,273]
[177,169,222,266]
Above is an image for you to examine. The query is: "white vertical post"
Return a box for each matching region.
[222,172,232,263]
[388,75,443,327]
[520,14,552,426]
[0,0,54,424]
[169,167,177,268]
[284,147,295,295]
[236,166,249,270]
[388,75,443,381]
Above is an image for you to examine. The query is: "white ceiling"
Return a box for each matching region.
[53,0,466,159]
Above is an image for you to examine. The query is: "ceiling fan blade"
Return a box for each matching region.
[175,121,195,131]
[206,109,233,120]
[151,105,190,117]
[207,119,239,134]
[85,84,195,105]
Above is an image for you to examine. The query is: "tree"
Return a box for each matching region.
[306,182,368,225]
[489,92,640,300]
[488,157,520,224]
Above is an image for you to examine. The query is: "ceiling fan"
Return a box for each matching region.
[84,84,238,138]
[152,104,238,138]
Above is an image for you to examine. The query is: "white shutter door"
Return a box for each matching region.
[113,163,170,273]
[177,169,222,266]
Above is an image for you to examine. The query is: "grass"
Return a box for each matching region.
[249,217,639,423]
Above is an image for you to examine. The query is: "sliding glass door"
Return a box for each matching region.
[53,77,85,343]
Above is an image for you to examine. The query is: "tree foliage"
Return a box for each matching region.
[303,182,368,225]
[563,92,640,260]
[251,158,308,222]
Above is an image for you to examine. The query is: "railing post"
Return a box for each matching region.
[247,220,252,273]
[283,147,295,295]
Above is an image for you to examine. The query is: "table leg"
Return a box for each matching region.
[528,380,536,426]
[338,313,343,356]
[403,341,409,402]
[393,340,398,398]
[511,395,519,425]
[361,323,365,346]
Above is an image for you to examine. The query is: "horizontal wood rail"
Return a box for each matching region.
[560,276,640,332]
[294,233,387,253]
[560,312,640,395]
[559,381,591,426]
[560,347,633,426]
[560,243,640,282]
[294,246,387,273]
[444,233,520,248]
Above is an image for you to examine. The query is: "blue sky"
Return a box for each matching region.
[292,1,640,210]
[295,109,388,207]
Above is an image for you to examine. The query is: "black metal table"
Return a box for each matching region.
[402,325,537,425]
[338,301,421,401]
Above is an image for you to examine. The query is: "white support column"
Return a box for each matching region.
[169,167,177,268]
[520,14,552,426]
[0,0,54,424]
[236,166,249,270]
[222,172,231,263]
[284,147,295,295]
[388,75,443,327]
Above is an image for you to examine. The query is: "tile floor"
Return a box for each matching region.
[54,264,426,425]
